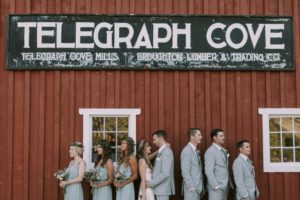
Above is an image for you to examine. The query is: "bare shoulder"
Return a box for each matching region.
[129,155,137,162]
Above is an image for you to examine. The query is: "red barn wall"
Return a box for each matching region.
[0,0,300,200]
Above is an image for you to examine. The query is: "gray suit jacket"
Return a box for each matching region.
[180,144,204,194]
[204,144,229,190]
[150,146,175,196]
[232,155,259,200]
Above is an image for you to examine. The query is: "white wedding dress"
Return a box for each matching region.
[139,167,155,200]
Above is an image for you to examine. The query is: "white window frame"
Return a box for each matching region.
[259,108,300,172]
[79,108,141,170]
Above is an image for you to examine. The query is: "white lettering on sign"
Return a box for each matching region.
[17,22,191,50]
[206,23,285,49]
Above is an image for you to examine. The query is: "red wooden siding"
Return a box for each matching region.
[0,0,300,200]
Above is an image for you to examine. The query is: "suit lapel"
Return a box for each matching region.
[188,144,200,167]
[212,144,227,164]
[239,155,255,176]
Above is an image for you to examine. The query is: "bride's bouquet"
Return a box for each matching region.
[54,168,69,181]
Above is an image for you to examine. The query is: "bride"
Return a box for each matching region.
[137,140,156,200]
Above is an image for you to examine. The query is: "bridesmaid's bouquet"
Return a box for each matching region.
[114,164,127,182]
[84,169,101,182]
[54,168,69,194]
[54,168,69,181]
[84,169,100,195]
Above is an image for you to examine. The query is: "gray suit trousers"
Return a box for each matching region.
[184,191,200,200]
[237,197,256,200]
[208,187,228,200]
[156,195,169,200]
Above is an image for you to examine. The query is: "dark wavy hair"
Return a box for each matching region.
[137,140,153,169]
[95,140,112,167]
[119,136,135,166]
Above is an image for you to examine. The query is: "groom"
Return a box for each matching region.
[146,130,175,200]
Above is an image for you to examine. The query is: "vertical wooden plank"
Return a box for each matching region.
[193,0,203,14]
[189,72,195,127]
[173,71,181,200]
[12,71,25,200]
[220,72,227,135]
[210,72,221,129]
[53,70,61,200]
[22,0,31,199]
[130,71,136,108]
[38,71,46,200]
[120,72,130,107]
[0,2,9,200]
[158,72,164,128]
[6,1,16,200]
[6,71,14,200]
[106,71,115,107]
[74,71,85,143]
[194,72,206,147]
[226,72,236,152]
[43,72,55,200]
[150,72,158,132]
[204,71,211,139]
[99,71,106,107]
[164,71,175,140]
[90,71,101,107]
[28,72,39,200]
[114,71,120,107]
[144,71,151,142]
[135,71,145,141]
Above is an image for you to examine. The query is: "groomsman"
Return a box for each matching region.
[180,128,204,200]
[204,128,232,200]
[147,130,175,200]
[233,140,259,200]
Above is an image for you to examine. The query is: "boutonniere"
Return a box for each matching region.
[223,148,230,158]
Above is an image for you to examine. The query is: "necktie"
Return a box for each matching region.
[195,149,200,161]
[247,159,254,174]
[221,148,227,162]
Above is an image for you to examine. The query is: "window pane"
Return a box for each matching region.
[92,117,103,131]
[269,118,280,132]
[270,149,281,162]
[118,117,128,131]
[282,133,293,147]
[294,133,300,147]
[106,132,117,147]
[283,148,294,162]
[282,118,293,131]
[295,118,300,131]
[105,117,116,131]
[270,133,281,147]
[295,149,300,162]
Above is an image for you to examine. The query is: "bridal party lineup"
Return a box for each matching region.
[56,128,259,200]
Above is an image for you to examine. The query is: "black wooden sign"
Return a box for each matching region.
[7,15,294,70]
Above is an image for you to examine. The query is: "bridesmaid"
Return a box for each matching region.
[91,140,114,200]
[114,136,138,200]
[59,141,86,200]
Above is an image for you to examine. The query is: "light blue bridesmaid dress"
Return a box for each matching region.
[64,161,84,200]
[92,165,112,200]
[116,163,135,200]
